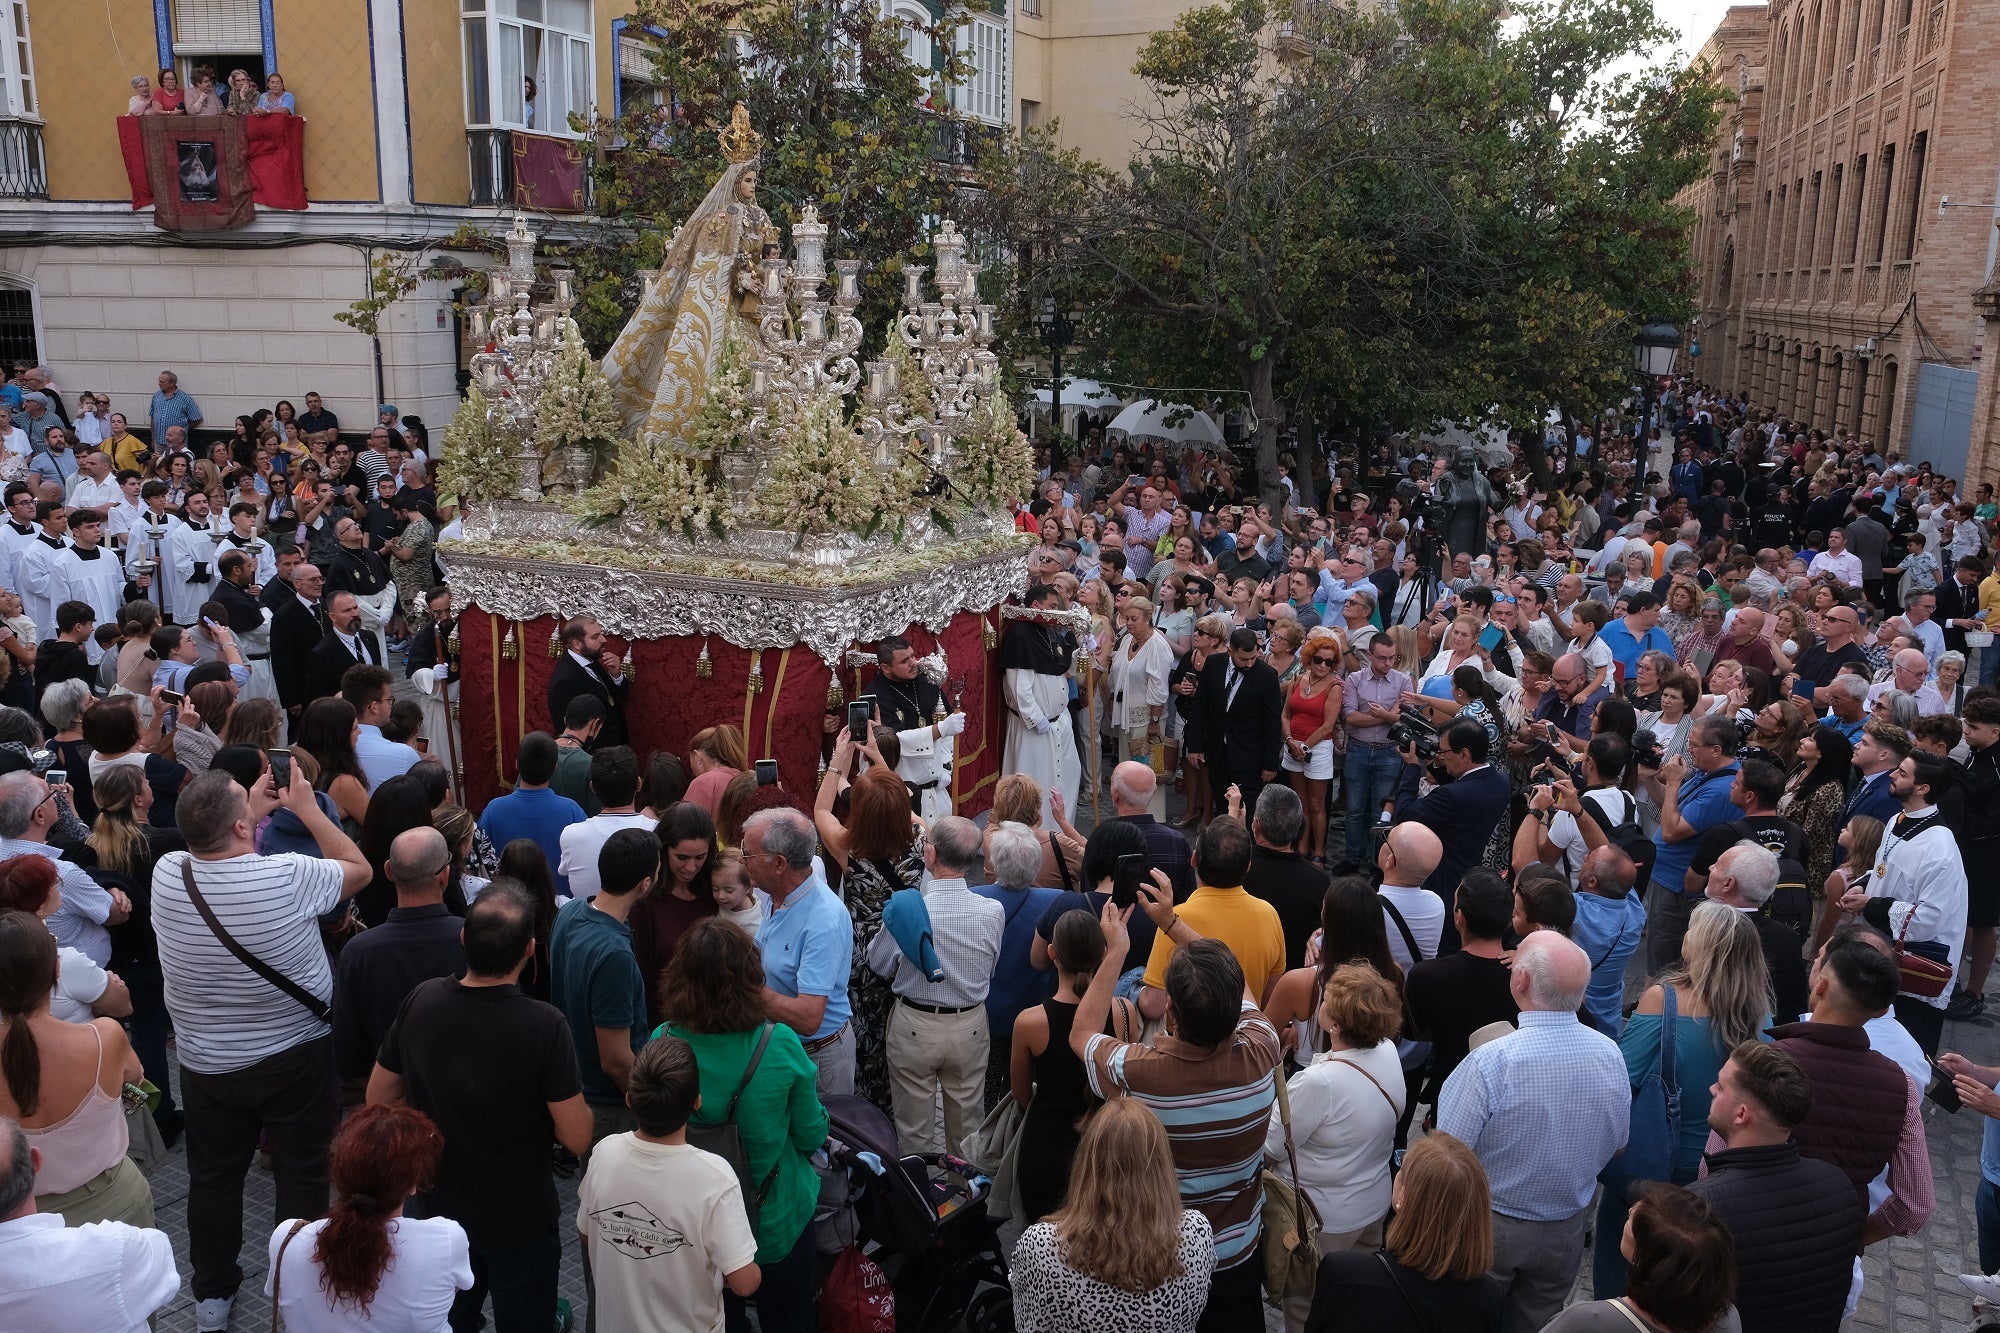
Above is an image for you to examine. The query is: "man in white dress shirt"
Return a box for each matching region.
[1808,527,1865,588]
[64,447,121,512]
[556,746,656,901]
[51,509,140,661]
[343,663,421,792]
[864,815,1003,1156]
[1840,750,1967,1058]
[0,1119,179,1333]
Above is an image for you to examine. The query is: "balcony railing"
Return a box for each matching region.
[469,128,514,207]
[932,119,1002,170]
[0,119,47,200]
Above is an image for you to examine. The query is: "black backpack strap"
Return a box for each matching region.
[181,858,330,1022]
[723,1022,776,1122]
[1378,894,1426,964]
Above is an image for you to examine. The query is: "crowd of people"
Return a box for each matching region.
[0,356,1997,1333]
[127,68,296,117]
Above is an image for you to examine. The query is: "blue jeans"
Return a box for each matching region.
[451,1228,561,1333]
[1980,1177,2000,1275]
[1982,643,2000,689]
[1344,744,1403,866]
[726,1216,817,1333]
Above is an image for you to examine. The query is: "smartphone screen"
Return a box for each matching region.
[1112,853,1145,909]
[754,758,780,787]
[268,748,292,790]
[847,701,872,744]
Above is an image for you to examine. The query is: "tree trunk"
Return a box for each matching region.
[1245,353,1282,510]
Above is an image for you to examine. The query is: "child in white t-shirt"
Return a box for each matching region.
[1567,599,1615,696]
[577,1036,760,1333]
[710,849,767,936]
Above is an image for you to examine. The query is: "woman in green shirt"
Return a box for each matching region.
[657,918,830,1333]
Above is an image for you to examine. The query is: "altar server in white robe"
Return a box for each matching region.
[0,484,40,594]
[166,492,227,626]
[1839,749,1968,1053]
[15,501,70,641]
[51,509,140,662]
[219,501,279,587]
[999,586,1081,827]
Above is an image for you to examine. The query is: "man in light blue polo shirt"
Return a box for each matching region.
[1597,590,1676,688]
[746,805,855,1097]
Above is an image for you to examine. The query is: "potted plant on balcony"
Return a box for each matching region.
[536,323,622,499]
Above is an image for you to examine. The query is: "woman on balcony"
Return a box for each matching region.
[254,72,296,116]
[185,66,222,116]
[149,70,185,114]
[126,75,158,117]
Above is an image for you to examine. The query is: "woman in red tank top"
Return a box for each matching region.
[1281,631,1344,863]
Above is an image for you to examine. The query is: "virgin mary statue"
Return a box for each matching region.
[602,103,780,448]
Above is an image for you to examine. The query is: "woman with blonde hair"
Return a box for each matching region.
[1265,961,1407,1331]
[1417,614,1486,699]
[1385,623,1422,676]
[982,772,1085,891]
[1266,616,1307,687]
[1302,1132,1504,1331]
[1597,899,1769,1297]
[1282,630,1344,862]
[1009,1097,1216,1331]
[1658,577,1702,642]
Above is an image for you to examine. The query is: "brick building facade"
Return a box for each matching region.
[1681,0,2000,479]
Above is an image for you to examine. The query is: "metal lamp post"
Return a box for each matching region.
[1037,296,1076,455]
[1634,320,1681,475]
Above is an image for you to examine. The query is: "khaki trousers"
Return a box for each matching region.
[886,1001,989,1157]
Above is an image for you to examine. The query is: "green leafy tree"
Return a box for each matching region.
[551,0,976,355]
[977,0,1719,496]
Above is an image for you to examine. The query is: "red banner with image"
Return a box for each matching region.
[116,114,307,223]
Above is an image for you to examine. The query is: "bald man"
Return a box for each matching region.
[330,826,466,1089]
[1711,605,1782,677]
[1378,823,1445,969]
[1106,759,1196,900]
[1437,931,1631,1333]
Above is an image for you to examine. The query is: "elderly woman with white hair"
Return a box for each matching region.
[1935,650,1969,715]
[974,820,1061,1108]
[126,74,159,116]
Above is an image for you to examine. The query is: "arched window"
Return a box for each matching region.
[892,3,931,72]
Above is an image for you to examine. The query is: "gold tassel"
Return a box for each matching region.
[748,653,764,695]
[548,622,561,658]
[696,637,713,678]
[447,626,461,656]
[622,656,636,682]
[449,702,460,721]
[501,624,519,661]
[983,615,997,651]
[827,679,844,710]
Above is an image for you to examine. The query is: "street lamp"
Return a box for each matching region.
[1634,320,1680,474]
[1037,295,1077,453]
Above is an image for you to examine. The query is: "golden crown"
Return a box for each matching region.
[719,102,763,164]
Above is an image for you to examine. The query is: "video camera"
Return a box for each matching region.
[1386,705,1442,764]
[1393,476,1450,532]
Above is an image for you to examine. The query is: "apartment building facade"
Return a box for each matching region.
[1684,0,2000,478]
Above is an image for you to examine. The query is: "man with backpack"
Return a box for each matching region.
[1510,733,1654,892]
[1700,841,1813,1024]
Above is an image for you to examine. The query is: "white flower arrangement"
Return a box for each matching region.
[437,386,518,505]
[536,322,624,462]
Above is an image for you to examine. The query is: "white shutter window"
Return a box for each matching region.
[173,0,264,53]
[618,35,656,79]
[954,17,1008,126]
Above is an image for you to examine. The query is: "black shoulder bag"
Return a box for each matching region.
[687,1022,783,1231]
[181,858,330,1022]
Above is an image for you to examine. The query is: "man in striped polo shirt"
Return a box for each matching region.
[153,764,372,1332]
[1074,885,1280,1331]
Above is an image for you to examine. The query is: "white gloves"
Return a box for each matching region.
[938,712,967,739]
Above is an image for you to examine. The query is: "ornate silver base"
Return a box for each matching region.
[445,499,1030,663]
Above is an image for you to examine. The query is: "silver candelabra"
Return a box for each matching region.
[465,212,577,502]
[734,214,1002,499]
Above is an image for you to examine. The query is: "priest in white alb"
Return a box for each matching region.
[999,584,1081,828]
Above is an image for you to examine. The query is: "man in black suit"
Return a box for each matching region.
[1937,555,1987,656]
[547,615,628,749]
[1194,627,1283,818]
[258,542,305,611]
[271,561,329,724]
[305,590,381,707]
[1393,717,1511,951]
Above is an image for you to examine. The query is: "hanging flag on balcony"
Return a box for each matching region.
[115,115,308,227]
[512,133,586,213]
